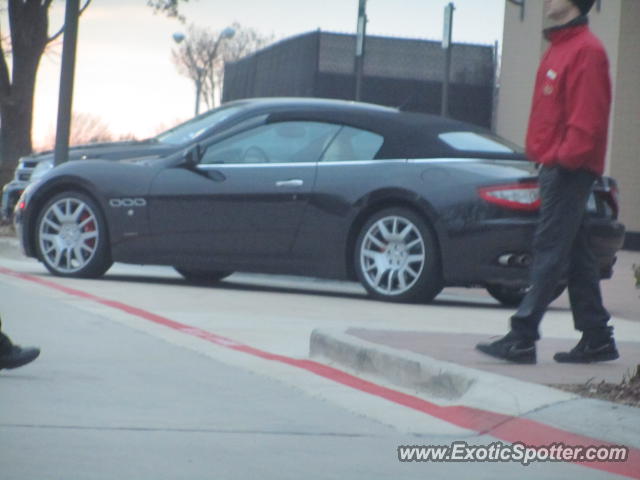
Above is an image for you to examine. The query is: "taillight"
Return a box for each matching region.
[478,182,540,211]
[15,190,26,212]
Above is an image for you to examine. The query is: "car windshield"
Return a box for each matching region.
[154,104,245,145]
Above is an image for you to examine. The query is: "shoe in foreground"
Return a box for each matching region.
[0,345,41,370]
[476,332,536,364]
[554,335,619,363]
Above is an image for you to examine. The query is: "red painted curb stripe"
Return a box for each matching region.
[1,266,638,478]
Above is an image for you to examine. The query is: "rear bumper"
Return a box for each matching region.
[588,218,626,278]
[442,220,535,287]
[441,217,625,287]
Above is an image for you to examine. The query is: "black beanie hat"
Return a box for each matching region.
[570,0,596,15]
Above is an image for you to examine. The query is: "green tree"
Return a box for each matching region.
[0,0,91,187]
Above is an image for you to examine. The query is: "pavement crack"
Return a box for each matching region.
[475,397,579,437]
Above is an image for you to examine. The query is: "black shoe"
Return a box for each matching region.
[554,335,619,363]
[0,345,40,370]
[476,332,536,364]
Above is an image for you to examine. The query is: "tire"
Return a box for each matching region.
[486,284,567,307]
[35,191,112,278]
[354,207,443,303]
[174,267,233,285]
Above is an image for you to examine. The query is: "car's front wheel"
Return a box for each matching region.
[355,208,443,303]
[35,191,112,278]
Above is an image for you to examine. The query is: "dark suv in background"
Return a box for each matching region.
[1,106,245,221]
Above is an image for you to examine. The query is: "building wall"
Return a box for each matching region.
[495,2,545,146]
[608,0,640,239]
[497,0,640,239]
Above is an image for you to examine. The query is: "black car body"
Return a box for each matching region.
[14,98,625,304]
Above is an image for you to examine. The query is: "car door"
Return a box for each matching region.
[292,126,387,272]
[147,120,341,262]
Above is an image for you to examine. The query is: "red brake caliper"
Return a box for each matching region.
[80,212,96,248]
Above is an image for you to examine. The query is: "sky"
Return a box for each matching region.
[30,0,505,147]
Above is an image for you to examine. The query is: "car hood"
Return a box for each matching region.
[26,140,177,163]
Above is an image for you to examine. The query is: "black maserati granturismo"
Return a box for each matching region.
[14,98,625,304]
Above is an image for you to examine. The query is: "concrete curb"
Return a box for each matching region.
[310,329,640,447]
[310,328,475,399]
[310,328,579,416]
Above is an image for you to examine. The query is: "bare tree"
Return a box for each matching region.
[0,0,92,187]
[39,111,115,150]
[172,23,273,112]
[214,23,275,105]
[147,0,186,23]
[68,112,114,145]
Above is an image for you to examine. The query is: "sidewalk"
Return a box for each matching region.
[340,328,640,385]
[310,250,640,459]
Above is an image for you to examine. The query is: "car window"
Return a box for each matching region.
[438,131,524,154]
[200,121,341,165]
[320,126,384,162]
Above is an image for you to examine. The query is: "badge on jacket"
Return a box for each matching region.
[544,69,557,95]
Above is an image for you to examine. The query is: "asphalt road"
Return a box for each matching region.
[0,252,632,479]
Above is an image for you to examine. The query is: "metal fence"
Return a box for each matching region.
[223,31,495,128]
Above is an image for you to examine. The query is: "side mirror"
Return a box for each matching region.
[183,144,203,168]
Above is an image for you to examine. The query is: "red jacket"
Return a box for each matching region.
[525,19,611,176]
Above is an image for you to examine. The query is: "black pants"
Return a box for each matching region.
[510,165,610,341]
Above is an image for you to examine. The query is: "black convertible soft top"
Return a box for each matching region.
[240,97,526,161]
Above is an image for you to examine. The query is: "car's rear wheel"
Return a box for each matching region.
[355,208,443,303]
[486,284,567,307]
[174,267,233,285]
[35,191,112,278]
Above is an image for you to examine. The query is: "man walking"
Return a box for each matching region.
[0,316,40,371]
[476,0,619,364]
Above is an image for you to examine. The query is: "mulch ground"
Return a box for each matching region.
[552,366,640,408]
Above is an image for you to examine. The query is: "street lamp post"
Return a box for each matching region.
[209,27,235,112]
[441,2,455,117]
[173,27,235,116]
[354,0,368,101]
[194,66,205,116]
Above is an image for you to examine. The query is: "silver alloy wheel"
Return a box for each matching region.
[38,197,100,274]
[359,215,426,296]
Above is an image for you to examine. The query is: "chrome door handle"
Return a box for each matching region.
[276,179,304,187]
